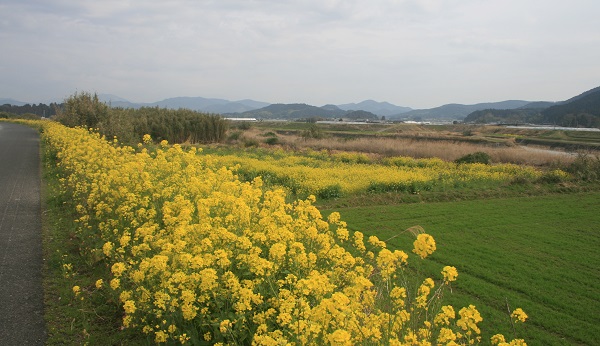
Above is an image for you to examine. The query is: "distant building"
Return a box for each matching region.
[403,120,431,125]
[224,118,258,122]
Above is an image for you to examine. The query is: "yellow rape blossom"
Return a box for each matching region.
[434,305,456,326]
[368,235,386,249]
[457,305,483,335]
[413,233,436,259]
[102,241,113,256]
[123,300,136,314]
[438,327,457,343]
[110,278,120,290]
[328,329,352,346]
[442,266,458,283]
[219,319,232,334]
[269,243,287,262]
[111,262,126,277]
[511,308,528,323]
[389,287,407,308]
[415,278,435,308]
[155,330,168,343]
[353,231,366,252]
[491,334,506,345]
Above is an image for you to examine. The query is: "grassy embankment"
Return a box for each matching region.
[323,193,600,345]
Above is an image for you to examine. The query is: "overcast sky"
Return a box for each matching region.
[1,0,599,109]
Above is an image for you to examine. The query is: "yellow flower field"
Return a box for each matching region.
[202,148,546,198]
[38,121,528,345]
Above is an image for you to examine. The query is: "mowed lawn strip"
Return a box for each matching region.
[327,192,600,345]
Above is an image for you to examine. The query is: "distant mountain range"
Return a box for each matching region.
[99,96,398,119]
[2,86,599,127]
[0,98,28,106]
[97,95,271,114]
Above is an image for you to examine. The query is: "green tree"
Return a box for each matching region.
[55,92,109,128]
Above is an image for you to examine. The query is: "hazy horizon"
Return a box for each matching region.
[0,93,571,111]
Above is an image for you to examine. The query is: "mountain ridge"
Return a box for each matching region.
[3,86,598,125]
[104,96,271,114]
[337,100,412,117]
[1,98,29,106]
[463,85,600,128]
[393,100,540,121]
[230,103,379,120]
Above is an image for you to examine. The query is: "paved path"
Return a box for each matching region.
[0,122,46,344]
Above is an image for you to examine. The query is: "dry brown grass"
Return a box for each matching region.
[237,128,579,167]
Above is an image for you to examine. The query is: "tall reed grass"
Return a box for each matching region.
[237,128,577,167]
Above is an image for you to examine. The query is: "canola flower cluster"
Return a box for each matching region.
[203,148,544,198]
[37,121,528,345]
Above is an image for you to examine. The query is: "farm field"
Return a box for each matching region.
[326,193,600,345]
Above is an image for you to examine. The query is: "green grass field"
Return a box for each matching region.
[326,192,600,345]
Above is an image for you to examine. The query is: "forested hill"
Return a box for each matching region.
[541,86,600,127]
[394,100,533,120]
[230,103,379,120]
[463,108,544,124]
[464,86,600,128]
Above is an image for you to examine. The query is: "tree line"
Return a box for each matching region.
[1,102,60,119]
[54,92,229,145]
